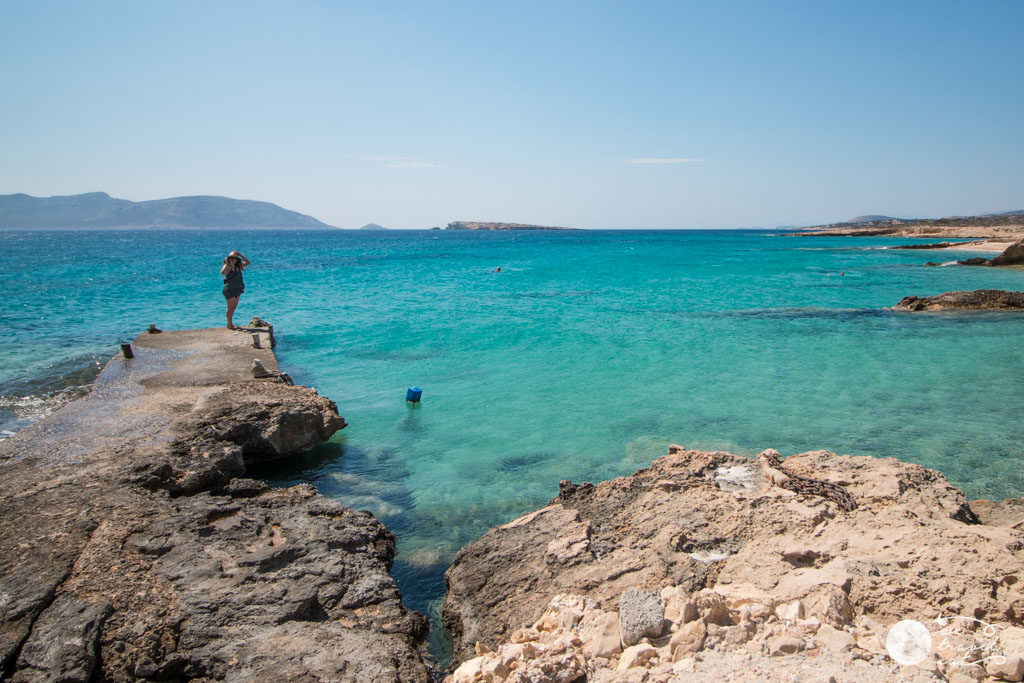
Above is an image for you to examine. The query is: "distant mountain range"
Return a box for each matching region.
[0,192,335,229]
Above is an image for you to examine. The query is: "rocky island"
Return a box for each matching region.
[0,326,433,681]
[445,221,575,231]
[443,446,1024,681]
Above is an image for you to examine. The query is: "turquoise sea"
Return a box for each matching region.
[3,228,1023,654]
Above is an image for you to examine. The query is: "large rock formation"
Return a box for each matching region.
[0,329,434,681]
[940,238,1024,267]
[443,446,1024,679]
[991,238,1024,266]
[891,289,1024,311]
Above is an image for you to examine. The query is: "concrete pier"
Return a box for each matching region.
[0,326,433,681]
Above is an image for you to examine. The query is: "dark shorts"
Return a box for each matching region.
[223,284,244,299]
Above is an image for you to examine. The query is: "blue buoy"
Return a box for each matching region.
[406,386,422,403]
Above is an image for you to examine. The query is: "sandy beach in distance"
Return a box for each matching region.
[951,239,1017,252]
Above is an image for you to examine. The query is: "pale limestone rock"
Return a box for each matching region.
[669,620,707,659]
[616,643,658,670]
[986,654,1024,682]
[544,521,591,567]
[694,590,732,626]
[510,627,539,643]
[767,634,805,656]
[661,586,688,623]
[815,624,857,652]
[946,662,988,681]
[806,583,854,628]
[579,611,622,659]
[794,616,821,634]
[721,623,755,646]
[534,594,586,633]
[774,599,804,622]
[442,446,1024,678]
[672,656,696,674]
[948,674,979,683]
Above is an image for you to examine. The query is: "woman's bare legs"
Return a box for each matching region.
[226,296,240,329]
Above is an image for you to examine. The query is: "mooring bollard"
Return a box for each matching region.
[267,324,276,348]
[252,333,262,349]
[406,386,422,403]
[120,342,134,359]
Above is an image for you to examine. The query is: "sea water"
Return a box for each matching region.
[3,228,1023,655]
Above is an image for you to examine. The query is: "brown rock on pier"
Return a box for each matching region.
[0,327,433,681]
[443,446,1024,679]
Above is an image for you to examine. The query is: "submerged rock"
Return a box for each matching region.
[891,289,1024,311]
[442,446,1024,676]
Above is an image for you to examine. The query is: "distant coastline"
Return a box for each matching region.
[445,221,575,231]
[0,192,336,230]
[790,209,1024,242]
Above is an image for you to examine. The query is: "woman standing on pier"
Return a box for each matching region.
[220,250,251,329]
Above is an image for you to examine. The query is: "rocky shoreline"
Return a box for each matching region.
[443,446,1024,681]
[790,211,1024,242]
[0,327,435,681]
[5,322,1024,680]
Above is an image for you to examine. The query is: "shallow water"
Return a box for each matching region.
[3,228,1023,656]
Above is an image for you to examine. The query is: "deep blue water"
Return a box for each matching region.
[3,228,1023,655]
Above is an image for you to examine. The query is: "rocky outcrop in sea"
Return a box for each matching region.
[442,446,1024,681]
[891,289,1024,311]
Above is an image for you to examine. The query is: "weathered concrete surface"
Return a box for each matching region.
[891,289,1024,311]
[0,328,433,681]
[443,446,1024,676]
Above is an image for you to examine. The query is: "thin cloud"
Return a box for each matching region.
[352,154,440,169]
[626,157,706,164]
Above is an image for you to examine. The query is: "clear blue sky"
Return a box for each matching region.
[1,1,1022,228]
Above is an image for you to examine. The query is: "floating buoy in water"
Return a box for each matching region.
[406,386,422,403]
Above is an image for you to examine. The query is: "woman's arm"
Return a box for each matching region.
[235,252,252,267]
[220,258,231,276]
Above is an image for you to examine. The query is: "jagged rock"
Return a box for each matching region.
[669,620,707,658]
[443,446,1024,669]
[579,611,621,659]
[990,238,1024,265]
[892,289,1024,311]
[618,588,665,646]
